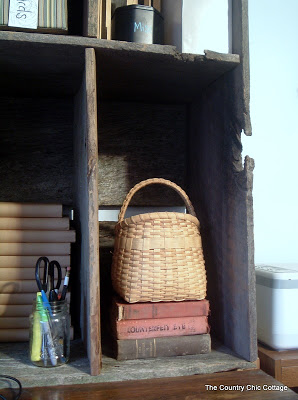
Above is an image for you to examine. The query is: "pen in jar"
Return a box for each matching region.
[60,267,71,301]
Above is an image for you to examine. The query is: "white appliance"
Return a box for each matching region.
[255,264,298,350]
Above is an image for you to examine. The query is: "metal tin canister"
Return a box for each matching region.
[111,5,164,45]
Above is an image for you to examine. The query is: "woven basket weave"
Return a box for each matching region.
[111,178,207,303]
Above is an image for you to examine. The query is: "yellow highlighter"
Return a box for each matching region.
[30,293,42,362]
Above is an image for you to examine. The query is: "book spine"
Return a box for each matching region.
[47,0,51,27]
[62,0,67,30]
[0,242,70,255]
[4,0,8,25]
[0,203,62,218]
[114,316,209,340]
[0,293,36,305]
[56,0,62,28]
[0,328,29,342]
[0,229,76,243]
[1,317,29,329]
[0,304,32,317]
[115,298,210,320]
[0,255,70,268]
[0,217,69,230]
[0,280,42,293]
[0,292,70,306]
[0,266,68,281]
[0,0,4,25]
[39,0,44,28]
[0,326,74,342]
[115,333,211,360]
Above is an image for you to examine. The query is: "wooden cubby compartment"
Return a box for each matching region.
[0,0,257,379]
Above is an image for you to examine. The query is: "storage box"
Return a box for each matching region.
[255,265,298,350]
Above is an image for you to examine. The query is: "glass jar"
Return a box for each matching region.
[29,294,70,367]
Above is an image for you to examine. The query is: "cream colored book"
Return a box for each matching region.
[0,202,62,218]
[0,243,70,256]
[0,304,32,317]
[0,229,75,243]
[0,328,29,342]
[3,0,8,25]
[56,0,62,28]
[0,326,74,342]
[0,292,70,306]
[0,255,70,268]
[0,266,67,281]
[0,217,69,230]
[0,293,36,305]
[0,280,40,293]
[1,317,30,329]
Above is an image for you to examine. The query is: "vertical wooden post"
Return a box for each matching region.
[127,0,139,5]
[83,0,100,38]
[73,48,101,376]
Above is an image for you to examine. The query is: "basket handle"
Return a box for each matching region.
[118,178,196,222]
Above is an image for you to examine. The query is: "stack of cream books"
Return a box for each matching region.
[0,202,75,342]
[0,0,68,32]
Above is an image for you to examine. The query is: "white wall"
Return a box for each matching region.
[242,0,298,264]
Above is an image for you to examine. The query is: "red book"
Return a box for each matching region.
[112,316,209,340]
[112,296,210,320]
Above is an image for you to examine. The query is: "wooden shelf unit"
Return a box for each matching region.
[0,0,257,377]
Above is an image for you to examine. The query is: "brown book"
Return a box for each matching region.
[114,333,211,360]
[0,255,70,268]
[0,328,29,342]
[0,203,62,218]
[112,316,209,340]
[0,280,41,293]
[0,317,29,329]
[0,243,70,255]
[0,230,75,243]
[0,304,32,317]
[0,293,36,305]
[0,217,69,230]
[112,296,210,320]
[0,266,68,281]
[0,292,70,306]
[0,326,74,342]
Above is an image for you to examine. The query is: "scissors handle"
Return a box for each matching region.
[35,257,49,293]
[48,260,62,301]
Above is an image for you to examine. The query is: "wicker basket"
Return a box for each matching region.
[111,178,207,303]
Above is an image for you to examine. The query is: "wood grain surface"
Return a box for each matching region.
[1,370,296,400]
[98,102,187,206]
[73,48,101,375]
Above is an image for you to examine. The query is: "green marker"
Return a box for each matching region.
[30,293,42,362]
[36,292,57,366]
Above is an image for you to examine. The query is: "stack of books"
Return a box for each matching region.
[0,202,75,342]
[0,0,68,32]
[111,295,211,360]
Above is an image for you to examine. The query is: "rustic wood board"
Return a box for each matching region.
[98,102,187,206]
[187,68,256,362]
[0,31,239,102]
[0,339,260,389]
[83,0,100,38]
[73,48,101,376]
[0,97,73,203]
[229,0,251,136]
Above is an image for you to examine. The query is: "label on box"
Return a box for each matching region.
[8,0,38,30]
